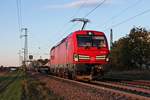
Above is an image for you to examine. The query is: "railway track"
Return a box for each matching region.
[91,81,150,98]
[100,78,150,90]
[46,75,150,100]
[29,71,150,100]
[121,80,150,88]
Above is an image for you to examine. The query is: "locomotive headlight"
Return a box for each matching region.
[74,54,79,61]
[106,57,109,62]
[88,32,93,35]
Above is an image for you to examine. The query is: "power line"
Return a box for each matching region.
[103,8,150,31]
[57,0,106,35]
[64,0,107,33]
[16,0,21,31]
[16,0,22,32]
[101,0,142,29]
[70,1,87,20]
[52,1,87,45]
[19,0,22,24]
[51,0,106,46]
[84,0,106,18]
[59,1,87,33]
[68,0,107,31]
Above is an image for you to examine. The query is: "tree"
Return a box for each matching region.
[110,37,132,70]
[110,27,150,70]
[37,59,49,65]
[128,27,150,69]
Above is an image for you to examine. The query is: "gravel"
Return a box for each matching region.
[32,74,118,100]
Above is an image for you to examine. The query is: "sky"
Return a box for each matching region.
[0,0,150,66]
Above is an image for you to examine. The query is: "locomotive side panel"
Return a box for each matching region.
[58,41,67,65]
[50,34,75,77]
[66,35,74,64]
[51,41,67,65]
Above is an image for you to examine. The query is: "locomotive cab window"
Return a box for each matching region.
[77,35,106,48]
[92,36,106,48]
[77,35,92,47]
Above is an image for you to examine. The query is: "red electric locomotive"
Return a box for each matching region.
[50,30,109,80]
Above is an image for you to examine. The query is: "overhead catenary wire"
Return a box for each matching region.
[55,1,87,37]
[101,0,142,29]
[55,0,107,40]
[103,8,150,31]
[51,0,107,47]
[70,1,87,20]
[16,0,23,63]
[16,0,22,32]
[66,0,107,32]
[84,0,106,18]
[52,1,88,45]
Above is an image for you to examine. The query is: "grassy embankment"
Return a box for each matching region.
[0,71,22,100]
[0,70,63,100]
[22,72,64,100]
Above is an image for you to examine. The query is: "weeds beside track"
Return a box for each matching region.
[0,71,23,100]
[22,71,64,100]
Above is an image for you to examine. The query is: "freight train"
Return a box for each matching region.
[49,30,110,81]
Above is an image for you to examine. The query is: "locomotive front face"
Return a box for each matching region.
[73,31,110,64]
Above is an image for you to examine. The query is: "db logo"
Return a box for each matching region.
[91,57,95,61]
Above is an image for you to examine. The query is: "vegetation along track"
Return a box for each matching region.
[22,71,64,100]
[0,70,23,100]
[0,71,20,93]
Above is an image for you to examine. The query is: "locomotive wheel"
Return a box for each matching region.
[68,72,72,79]
[64,69,68,78]
[71,71,76,80]
[68,71,76,80]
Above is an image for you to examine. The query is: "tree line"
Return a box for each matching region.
[110,27,150,70]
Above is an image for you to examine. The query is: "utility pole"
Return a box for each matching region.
[71,18,90,30]
[18,50,22,67]
[21,28,28,67]
[110,29,113,50]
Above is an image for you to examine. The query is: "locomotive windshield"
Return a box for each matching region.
[77,35,106,48]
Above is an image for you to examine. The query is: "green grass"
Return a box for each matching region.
[0,72,15,83]
[0,71,63,100]
[0,71,23,100]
